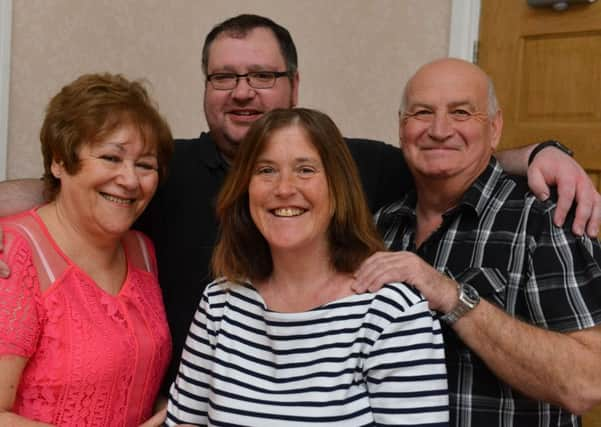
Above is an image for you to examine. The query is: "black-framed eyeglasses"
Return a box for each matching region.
[206,71,290,90]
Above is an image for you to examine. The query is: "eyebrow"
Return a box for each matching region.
[407,100,477,110]
[94,141,157,157]
[210,65,281,73]
[448,100,477,109]
[255,156,321,164]
[94,141,126,151]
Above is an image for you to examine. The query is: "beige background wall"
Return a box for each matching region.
[6,0,451,179]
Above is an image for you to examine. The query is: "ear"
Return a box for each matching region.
[50,159,64,179]
[398,113,405,148]
[489,109,503,150]
[290,71,300,107]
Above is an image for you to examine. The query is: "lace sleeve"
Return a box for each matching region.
[0,230,43,358]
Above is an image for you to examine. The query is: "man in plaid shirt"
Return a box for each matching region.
[355,58,601,427]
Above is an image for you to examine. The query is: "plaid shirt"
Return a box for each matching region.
[375,159,601,427]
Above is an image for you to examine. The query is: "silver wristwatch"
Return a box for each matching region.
[440,282,480,325]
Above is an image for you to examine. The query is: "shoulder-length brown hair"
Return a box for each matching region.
[212,108,384,282]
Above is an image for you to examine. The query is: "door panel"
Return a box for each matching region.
[479,0,601,181]
[587,408,601,427]
[479,1,601,424]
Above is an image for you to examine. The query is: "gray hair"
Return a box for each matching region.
[399,75,499,118]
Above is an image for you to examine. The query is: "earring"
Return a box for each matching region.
[51,161,62,179]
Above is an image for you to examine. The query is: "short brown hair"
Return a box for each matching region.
[212,108,384,282]
[202,14,297,78]
[40,73,173,200]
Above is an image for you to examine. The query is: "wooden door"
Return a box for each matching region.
[478,1,601,425]
[479,0,601,196]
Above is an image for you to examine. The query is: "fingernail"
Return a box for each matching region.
[540,192,549,201]
[0,267,8,278]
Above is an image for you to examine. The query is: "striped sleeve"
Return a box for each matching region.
[365,285,449,426]
[165,284,223,426]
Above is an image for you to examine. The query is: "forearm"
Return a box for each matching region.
[0,412,55,427]
[494,144,536,175]
[0,179,46,216]
[0,356,49,426]
[454,299,601,414]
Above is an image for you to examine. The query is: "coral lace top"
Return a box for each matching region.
[0,210,172,426]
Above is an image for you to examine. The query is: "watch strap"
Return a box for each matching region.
[440,282,480,326]
[528,140,573,166]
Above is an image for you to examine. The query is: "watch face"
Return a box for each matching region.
[462,284,480,305]
[441,283,480,325]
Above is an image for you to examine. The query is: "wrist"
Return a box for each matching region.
[440,282,480,326]
[528,140,573,166]
[440,277,460,313]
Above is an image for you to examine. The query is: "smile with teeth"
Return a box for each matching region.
[273,207,306,217]
[101,192,135,205]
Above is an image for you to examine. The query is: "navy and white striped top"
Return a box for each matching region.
[166,280,449,426]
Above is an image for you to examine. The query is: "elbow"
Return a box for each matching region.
[562,399,595,416]
[559,383,601,415]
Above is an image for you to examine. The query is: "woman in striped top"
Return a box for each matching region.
[166,108,448,426]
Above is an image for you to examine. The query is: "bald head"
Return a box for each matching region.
[396,57,504,188]
[400,58,499,118]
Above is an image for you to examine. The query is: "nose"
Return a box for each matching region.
[428,112,454,141]
[115,161,140,189]
[274,171,296,197]
[231,76,256,101]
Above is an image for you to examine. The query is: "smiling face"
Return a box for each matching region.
[248,125,332,257]
[400,59,502,186]
[52,122,159,239]
[204,27,299,163]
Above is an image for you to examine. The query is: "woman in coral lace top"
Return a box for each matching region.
[0,73,173,426]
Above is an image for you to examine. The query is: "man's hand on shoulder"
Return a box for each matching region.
[352,251,459,313]
[527,145,601,237]
[0,178,46,278]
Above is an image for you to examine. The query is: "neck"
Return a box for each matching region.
[259,245,353,312]
[412,176,471,247]
[271,255,334,291]
[37,202,126,294]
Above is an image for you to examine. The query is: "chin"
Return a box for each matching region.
[105,226,131,236]
[416,171,450,180]
[99,219,135,236]
[268,240,304,252]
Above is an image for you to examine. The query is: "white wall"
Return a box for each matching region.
[5,0,456,179]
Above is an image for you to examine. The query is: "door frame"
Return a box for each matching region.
[449,0,481,62]
[0,0,12,180]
